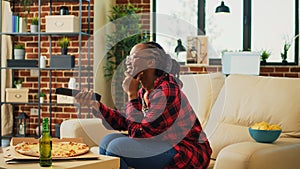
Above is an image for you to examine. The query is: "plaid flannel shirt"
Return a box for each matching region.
[94,74,212,169]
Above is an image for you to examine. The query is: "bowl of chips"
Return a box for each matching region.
[249,121,282,143]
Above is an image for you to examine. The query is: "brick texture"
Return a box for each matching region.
[11,1,95,136]
[11,0,151,137]
[181,65,300,78]
[116,0,151,30]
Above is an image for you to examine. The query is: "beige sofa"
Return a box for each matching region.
[60,73,300,169]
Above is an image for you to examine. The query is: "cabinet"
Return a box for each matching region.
[0,0,92,146]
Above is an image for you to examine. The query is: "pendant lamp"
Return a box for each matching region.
[215,1,230,13]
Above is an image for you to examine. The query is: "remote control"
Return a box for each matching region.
[55,88,101,102]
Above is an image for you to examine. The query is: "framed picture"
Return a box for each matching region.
[186,36,208,65]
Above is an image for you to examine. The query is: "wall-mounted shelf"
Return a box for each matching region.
[0,32,91,37]
[0,0,91,146]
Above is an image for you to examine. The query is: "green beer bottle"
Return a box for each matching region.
[39,118,52,167]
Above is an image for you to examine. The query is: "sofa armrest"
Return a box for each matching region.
[60,118,117,147]
[214,141,300,169]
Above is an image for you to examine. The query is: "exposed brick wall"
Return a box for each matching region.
[180,65,300,78]
[260,66,300,77]
[10,0,151,137]
[11,1,94,136]
[116,0,151,30]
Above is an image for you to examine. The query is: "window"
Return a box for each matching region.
[206,1,243,57]
[153,0,198,61]
[153,0,299,65]
[251,0,298,64]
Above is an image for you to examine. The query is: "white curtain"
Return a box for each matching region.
[1,1,13,136]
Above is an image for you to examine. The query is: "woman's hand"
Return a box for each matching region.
[122,72,142,100]
[74,89,100,110]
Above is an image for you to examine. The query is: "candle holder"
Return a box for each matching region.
[16,112,30,137]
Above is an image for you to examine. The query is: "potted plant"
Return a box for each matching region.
[14,79,23,89]
[281,34,299,64]
[58,37,70,55]
[14,44,25,60]
[281,43,290,64]
[21,0,32,25]
[30,16,39,33]
[104,3,148,109]
[260,50,271,65]
[36,91,46,103]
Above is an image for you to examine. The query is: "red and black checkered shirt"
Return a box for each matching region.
[94,74,212,169]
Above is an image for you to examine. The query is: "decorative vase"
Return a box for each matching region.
[39,97,44,103]
[40,56,46,68]
[260,60,266,65]
[16,84,22,89]
[282,60,288,64]
[61,48,68,55]
[68,77,76,89]
[14,49,25,60]
[281,50,288,64]
[60,6,69,15]
[30,25,38,33]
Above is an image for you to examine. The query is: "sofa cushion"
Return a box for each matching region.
[214,140,300,169]
[208,74,300,158]
[180,73,225,127]
[60,118,117,147]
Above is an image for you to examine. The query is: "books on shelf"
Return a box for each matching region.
[12,15,17,32]
[19,17,27,33]
[12,15,27,33]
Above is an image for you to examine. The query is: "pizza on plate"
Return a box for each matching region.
[14,141,89,158]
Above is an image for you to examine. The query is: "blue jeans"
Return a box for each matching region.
[99,133,177,169]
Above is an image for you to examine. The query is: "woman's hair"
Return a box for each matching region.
[142,41,180,78]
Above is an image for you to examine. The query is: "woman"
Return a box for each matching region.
[75,42,212,169]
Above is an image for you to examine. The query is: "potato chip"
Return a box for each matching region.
[250,121,281,130]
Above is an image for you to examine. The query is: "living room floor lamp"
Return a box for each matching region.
[215,1,230,13]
